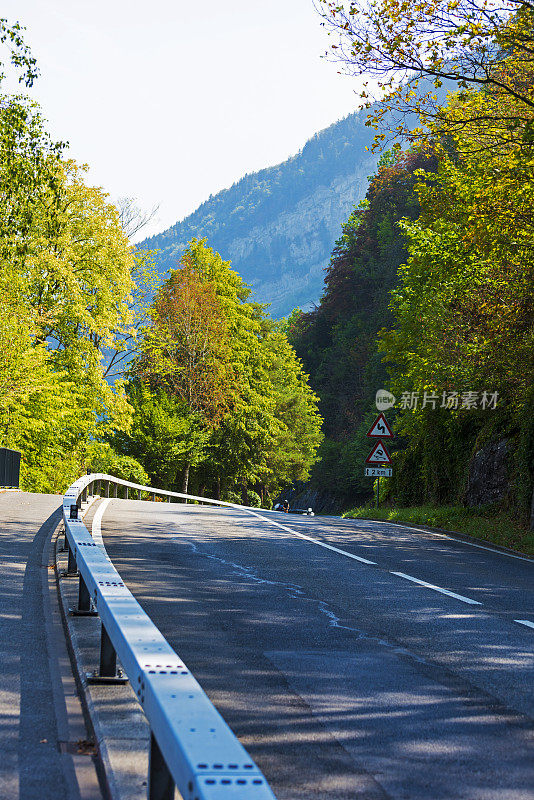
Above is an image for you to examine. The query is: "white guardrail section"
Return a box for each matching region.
[63,473,277,800]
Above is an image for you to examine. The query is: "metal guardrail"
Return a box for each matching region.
[63,472,277,800]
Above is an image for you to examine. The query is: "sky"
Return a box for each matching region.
[2,0,362,240]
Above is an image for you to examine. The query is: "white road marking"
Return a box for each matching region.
[390,571,482,605]
[93,500,534,624]
[354,519,534,564]
[239,510,377,565]
[91,498,110,548]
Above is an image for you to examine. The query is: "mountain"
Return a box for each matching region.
[139,111,380,317]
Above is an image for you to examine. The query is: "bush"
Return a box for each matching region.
[222,489,261,507]
[224,490,242,505]
[247,490,262,508]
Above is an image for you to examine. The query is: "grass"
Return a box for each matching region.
[342,503,534,557]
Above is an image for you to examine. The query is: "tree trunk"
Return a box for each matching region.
[215,476,221,501]
[181,462,190,499]
[240,479,248,506]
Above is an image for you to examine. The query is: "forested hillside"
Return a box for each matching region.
[289,149,437,502]
[140,113,380,317]
[289,0,534,544]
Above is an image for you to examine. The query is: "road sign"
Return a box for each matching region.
[364,466,392,477]
[365,440,392,465]
[366,413,394,438]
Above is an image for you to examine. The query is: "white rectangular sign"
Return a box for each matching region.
[364,467,392,477]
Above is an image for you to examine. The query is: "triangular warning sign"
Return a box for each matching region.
[365,440,392,465]
[366,413,394,439]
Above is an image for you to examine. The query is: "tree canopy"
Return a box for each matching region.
[121,239,323,501]
[0,89,136,490]
[316,0,534,144]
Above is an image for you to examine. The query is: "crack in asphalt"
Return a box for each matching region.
[171,532,429,666]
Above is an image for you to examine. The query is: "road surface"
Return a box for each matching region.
[98,499,534,799]
[0,492,102,800]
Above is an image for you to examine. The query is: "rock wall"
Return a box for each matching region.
[227,162,376,316]
[279,486,347,516]
[464,438,511,508]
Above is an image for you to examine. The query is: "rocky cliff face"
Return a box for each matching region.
[226,161,376,315]
[140,110,380,318]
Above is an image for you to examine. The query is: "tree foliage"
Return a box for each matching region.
[0,93,136,490]
[125,239,323,499]
[378,86,534,512]
[290,149,435,500]
[316,0,534,144]
[0,18,39,87]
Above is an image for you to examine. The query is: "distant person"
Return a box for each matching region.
[283,500,289,513]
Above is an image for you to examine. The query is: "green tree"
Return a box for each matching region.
[290,149,434,502]
[0,18,39,87]
[129,239,323,499]
[85,441,149,486]
[0,106,135,488]
[111,383,209,491]
[316,0,534,145]
[379,87,534,512]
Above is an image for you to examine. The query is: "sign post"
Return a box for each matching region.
[365,415,394,509]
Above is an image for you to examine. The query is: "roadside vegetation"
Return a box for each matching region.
[2,7,533,535]
[289,0,534,538]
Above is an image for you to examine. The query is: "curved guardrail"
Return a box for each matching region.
[63,473,277,800]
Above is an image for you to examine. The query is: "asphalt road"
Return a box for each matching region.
[99,499,534,800]
[0,491,102,800]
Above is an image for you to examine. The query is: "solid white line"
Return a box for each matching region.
[390,571,482,605]
[514,619,534,629]
[359,519,534,564]
[91,498,110,547]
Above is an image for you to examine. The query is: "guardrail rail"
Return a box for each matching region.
[63,473,278,800]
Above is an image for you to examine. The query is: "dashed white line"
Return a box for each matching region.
[514,619,534,629]
[390,571,482,605]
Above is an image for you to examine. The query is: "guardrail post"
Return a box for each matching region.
[60,541,78,577]
[113,482,118,498]
[82,486,88,503]
[126,487,129,500]
[70,574,98,616]
[67,543,77,574]
[79,575,90,610]
[138,489,142,500]
[152,492,156,501]
[106,481,110,497]
[167,494,171,502]
[148,732,175,800]
[100,625,116,676]
[87,624,128,684]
